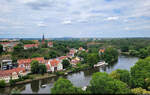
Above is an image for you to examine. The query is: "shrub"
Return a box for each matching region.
[0,80,6,88]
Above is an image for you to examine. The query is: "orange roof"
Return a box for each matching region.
[58,56,67,60]
[0,42,10,45]
[48,42,53,45]
[99,49,105,53]
[17,59,31,65]
[18,57,45,65]
[79,47,83,50]
[24,44,38,48]
[0,67,25,77]
[50,59,60,67]
[31,57,44,62]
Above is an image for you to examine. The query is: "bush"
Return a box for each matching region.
[55,72,65,76]
[22,75,30,80]
[9,79,16,86]
[0,80,6,87]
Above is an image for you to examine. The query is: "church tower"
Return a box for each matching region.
[42,34,45,44]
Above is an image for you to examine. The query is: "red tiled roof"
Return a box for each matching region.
[0,42,10,45]
[17,59,31,65]
[48,42,53,45]
[24,44,38,48]
[99,49,105,53]
[50,59,60,67]
[17,57,45,65]
[79,47,83,50]
[31,57,44,63]
[58,56,67,60]
[0,67,25,77]
[45,60,49,64]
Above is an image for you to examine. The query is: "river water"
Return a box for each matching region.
[0,55,139,94]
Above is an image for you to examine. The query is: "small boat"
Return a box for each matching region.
[41,85,47,88]
[94,61,108,67]
[64,72,68,75]
[82,86,87,91]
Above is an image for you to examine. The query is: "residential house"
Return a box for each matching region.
[67,48,78,58]
[1,60,13,70]
[47,59,63,72]
[24,44,38,50]
[70,57,80,66]
[48,42,53,47]
[17,59,31,71]
[0,42,18,52]
[17,57,45,71]
[0,67,26,83]
[31,57,45,63]
[99,48,105,55]
[57,56,68,62]
[79,47,85,51]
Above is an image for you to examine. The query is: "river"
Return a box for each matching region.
[0,55,139,94]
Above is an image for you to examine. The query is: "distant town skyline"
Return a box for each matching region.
[0,0,150,38]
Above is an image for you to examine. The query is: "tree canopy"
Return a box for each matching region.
[30,60,47,74]
[62,59,70,69]
[102,47,119,64]
[88,72,130,94]
[109,69,130,85]
[87,53,99,67]
[130,57,150,89]
[51,78,85,94]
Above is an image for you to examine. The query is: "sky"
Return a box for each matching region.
[0,0,150,38]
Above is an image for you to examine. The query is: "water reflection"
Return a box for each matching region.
[84,68,99,77]
[31,80,39,93]
[0,56,139,94]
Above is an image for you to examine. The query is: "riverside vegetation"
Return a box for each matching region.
[1,38,150,94]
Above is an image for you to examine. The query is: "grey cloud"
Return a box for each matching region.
[25,0,55,10]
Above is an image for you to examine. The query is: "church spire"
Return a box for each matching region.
[42,34,45,44]
[42,33,45,41]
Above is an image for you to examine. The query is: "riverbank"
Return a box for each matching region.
[2,55,135,88]
[0,55,139,94]
[3,64,91,87]
[5,74,57,87]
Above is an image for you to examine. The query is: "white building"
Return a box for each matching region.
[46,59,63,72]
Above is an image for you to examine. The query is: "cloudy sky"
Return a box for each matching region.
[0,0,150,38]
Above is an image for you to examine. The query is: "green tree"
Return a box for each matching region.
[30,60,39,74]
[109,69,130,85]
[51,78,85,94]
[87,53,99,67]
[62,59,70,69]
[0,80,6,88]
[131,87,150,94]
[120,45,129,52]
[138,48,148,58]
[130,57,150,88]
[78,51,88,64]
[31,53,41,58]
[0,44,3,54]
[102,47,119,64]
[38,64,47,75]
[9,79,16,86]
[88,72,130,94]
[13,44,24,52]
[30,60,47,74]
